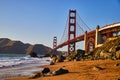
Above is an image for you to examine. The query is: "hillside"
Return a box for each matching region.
[0,38,52,55]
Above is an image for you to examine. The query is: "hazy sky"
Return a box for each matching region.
[0,0,120,50]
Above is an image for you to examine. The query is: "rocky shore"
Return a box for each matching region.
[6,60,120,80]
[6,36,120,80]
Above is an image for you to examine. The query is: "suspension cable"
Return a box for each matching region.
[76,12,91,31]
[77,22,85,33]
[60,16,68,43]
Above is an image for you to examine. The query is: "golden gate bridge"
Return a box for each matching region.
[53,9,120,55]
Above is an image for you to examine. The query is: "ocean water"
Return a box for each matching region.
[0,53,26,57]
[0,53,51,80]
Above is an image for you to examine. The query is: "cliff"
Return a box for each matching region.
[0,38,52,55]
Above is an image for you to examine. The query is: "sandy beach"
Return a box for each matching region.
[6,59,120,80]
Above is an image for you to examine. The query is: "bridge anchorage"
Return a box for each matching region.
[53,9,120,55]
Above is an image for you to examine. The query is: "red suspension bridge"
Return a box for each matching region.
[53,10,120,55]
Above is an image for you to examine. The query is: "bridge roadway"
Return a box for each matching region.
[54,30,95,49]
[54,22,120,52]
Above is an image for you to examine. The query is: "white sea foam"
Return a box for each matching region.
[0,57,50,67]
[0,57,51,80]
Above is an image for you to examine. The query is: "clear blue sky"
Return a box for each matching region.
[0,0,120,50]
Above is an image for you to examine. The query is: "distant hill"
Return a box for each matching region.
[0,38,53,55]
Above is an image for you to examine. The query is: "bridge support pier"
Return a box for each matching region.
[84,31,87,53]
[95,25,100,48]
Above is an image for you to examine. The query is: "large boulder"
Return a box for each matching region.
[50,61,55,65]
[27,52,38,57]
[42,68,50,74]
[77,49,85,57]
[52,68,69,75]
[109,45,120,53]
[51,56,57,63]
[29,73,42,79]
[66,49,85,61]
[116,50,120,59]
[56,55,65,62]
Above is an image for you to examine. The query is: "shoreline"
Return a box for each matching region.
[6,59,120,80]
[0,57,50,80]
[0,64,44,80]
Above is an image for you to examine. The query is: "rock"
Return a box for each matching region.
[77,49,85,57]
[45,72,54,76]
[99,50,112,59]
[116,50,120,59]
[27,52,38,57]
[50,54,57,58]
[52,68,69,75]
[115,78,120,80]
[92,66,105,71]
[66,49,85,61]
[56,55,65,62]
[42,68,50,74]
[109,45,120,53]
[50,61,55,65]
[90,36,120,60]
[29,72,42,79]
[109,46,116,53]
[114,63,120,66]
[44,54,50,57]
[116,46,120,51]
[51,56,57,63]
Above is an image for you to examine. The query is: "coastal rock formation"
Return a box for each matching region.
[66,49,85,61]
[50,54,65,63]
[27,52,38,57]
[29,67,69,79]
[89,36,120,60]
[0,38,52,55]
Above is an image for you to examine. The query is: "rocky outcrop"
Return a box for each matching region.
[50,54,65,63]
[0,38,52,55]
[116,50,120,59]
[29,67,69,79]
[89,36,120,60]
[27,52,38,57]
[66,49,85,61]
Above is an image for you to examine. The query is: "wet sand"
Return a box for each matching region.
[6,60,120,80]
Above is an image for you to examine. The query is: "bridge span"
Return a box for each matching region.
[53,10,120,54]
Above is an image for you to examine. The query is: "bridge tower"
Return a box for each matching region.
[53,36,57,54]
[68,10,76,55]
